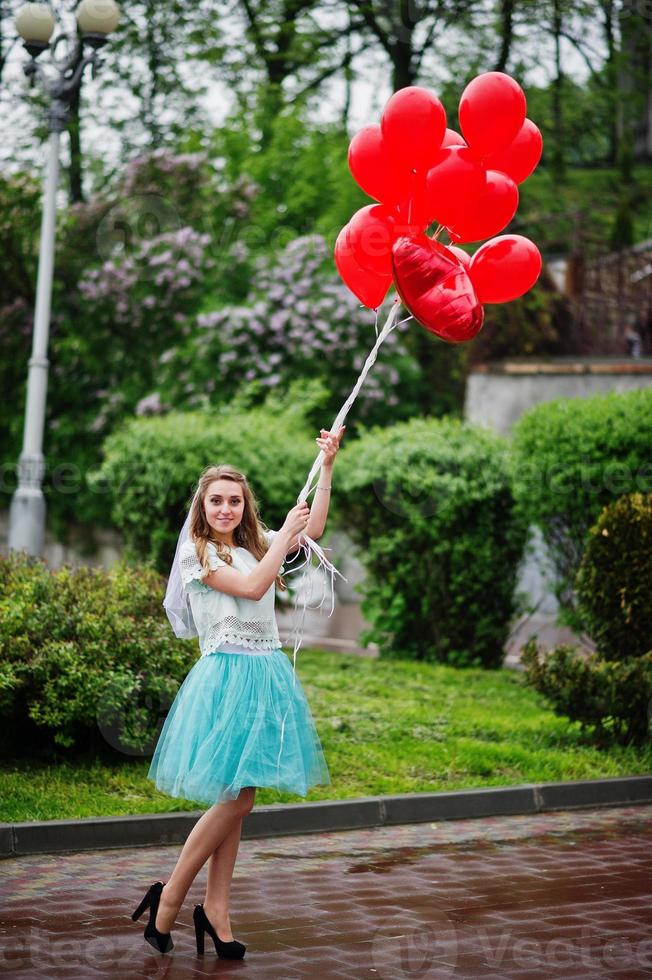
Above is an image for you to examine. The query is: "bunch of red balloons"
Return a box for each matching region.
[335,71,543,343]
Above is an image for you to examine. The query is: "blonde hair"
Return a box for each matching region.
[188,464,287,592]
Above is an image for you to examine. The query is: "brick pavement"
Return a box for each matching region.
[1,803,652,979]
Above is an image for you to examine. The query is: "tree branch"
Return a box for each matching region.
[0,34,19,84]
[239,0,268,59]
[295,41,371,97]
[414,16,440,73]
[558,28,603,80]
[348,0,394,57]
[301,20,367,61]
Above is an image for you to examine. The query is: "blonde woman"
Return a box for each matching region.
[131,426,344,958]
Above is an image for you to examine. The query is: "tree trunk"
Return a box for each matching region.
[66,39,85,205]
[68,83,84,204]
[0,1,6,84]
[618,2,652,169]
[256,83,285,147]
[494,0,515,72]
[242,1,301,146]
[144,0,163,147]
[551,0,565,180]
[342,31,353,127]
[392,36,416,90]
[600,0,618,165]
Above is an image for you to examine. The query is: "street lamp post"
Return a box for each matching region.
[8,0,119,557]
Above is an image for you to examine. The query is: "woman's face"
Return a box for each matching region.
[203,479,246,538]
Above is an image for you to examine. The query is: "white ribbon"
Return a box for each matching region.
[275,295,407,779]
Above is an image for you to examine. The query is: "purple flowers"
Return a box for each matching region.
[123,148,207,196]
[136,392,166,415]
[78,226,211,327]
[155,234,416,421]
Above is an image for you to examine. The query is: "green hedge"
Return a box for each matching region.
[88,380,330,575]
[576,493,652,661]
[334,417,529,668]
[521,642,652,747]
[510,388,652,615]
[0,550,192,755]
[521,492,652,746]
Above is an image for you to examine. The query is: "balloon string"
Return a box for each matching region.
[408,169,416,226]
[275,295,404,781]
[296,295,402,505]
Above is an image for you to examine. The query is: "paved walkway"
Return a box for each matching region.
[2,803,652,978]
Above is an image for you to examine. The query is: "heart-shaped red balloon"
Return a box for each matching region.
[391,235,484,343]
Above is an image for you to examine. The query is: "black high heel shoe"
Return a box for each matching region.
[131,881,174,954]
[193,903,246,959]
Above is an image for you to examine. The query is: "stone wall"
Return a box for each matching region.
[0,509,122,570]
[465,357,652,435]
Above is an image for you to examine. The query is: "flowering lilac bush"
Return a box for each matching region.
[154,234,422,431]
[45,222,214,451]
[78,226,212,330]
[121,147,211,228]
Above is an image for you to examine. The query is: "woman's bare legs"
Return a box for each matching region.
[202,802,249,941]
[154,787,255,933]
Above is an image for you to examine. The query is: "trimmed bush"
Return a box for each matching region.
[334,417,529,668]
[521,641,652,746]
[88,380,330,574]
[510,388,652,613]
[575,493,652,661]
[521,492,652,746]
[0,551,193,755]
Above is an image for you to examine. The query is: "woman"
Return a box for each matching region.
[132,426,344,958]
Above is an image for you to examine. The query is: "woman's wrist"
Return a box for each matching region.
[317,470,332,489]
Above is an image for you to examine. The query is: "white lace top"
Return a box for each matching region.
[178,529,284,657]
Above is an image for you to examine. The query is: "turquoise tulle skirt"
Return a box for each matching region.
[147,649,331,806]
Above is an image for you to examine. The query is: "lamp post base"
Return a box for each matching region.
[8,489,46,557]
[8,451,46,557]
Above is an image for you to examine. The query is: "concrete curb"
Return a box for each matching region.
[2,775,651,859]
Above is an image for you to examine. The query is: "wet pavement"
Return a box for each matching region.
[2,803,652,979]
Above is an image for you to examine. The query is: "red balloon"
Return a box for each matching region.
[381,86,447,172]
[392,234,484,343]
[459,72,526,156]
[448,245,471,268]
[468,234,542,303]
[482,118,543,185]
[347,203,396,277]
[442,127,466,147]
[395,171,438,230]
[426,146,487,228]
[348,124,412,206]
[334,225,392,308]
[447,170,519,244]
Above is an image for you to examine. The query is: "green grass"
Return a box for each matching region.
[1,648,651,823]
